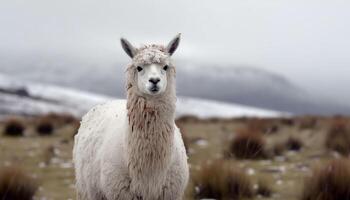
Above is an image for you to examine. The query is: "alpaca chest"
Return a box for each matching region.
[127,128,174,174]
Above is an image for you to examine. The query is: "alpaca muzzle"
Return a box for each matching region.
[150,85,159,93]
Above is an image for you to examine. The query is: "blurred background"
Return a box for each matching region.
[1,1,350,200]
[1,0,350,115]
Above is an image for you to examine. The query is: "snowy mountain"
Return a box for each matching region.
[176,64,350,115]
[1,55,350,115]
[0,74,282,118]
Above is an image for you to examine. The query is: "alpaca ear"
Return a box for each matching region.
[166,33,181,56]
[121,38,136,58]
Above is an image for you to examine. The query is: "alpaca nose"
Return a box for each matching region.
[149,78,160,85]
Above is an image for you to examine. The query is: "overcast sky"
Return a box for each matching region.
[1,0,350,103]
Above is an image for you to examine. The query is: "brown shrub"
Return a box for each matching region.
[325,120,350,156]
[41,113,79,127]
[286,137,303,151]
[301,159,350,200]
[280,118,295,126]
[175,115,199,124]
[3,118,25,136]
[193,160,253,199]
[36,118,54,135]
[229,130,266,159]
[0,167,38,200]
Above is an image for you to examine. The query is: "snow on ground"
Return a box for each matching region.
[177,97,283,118]
[0,74,284,118]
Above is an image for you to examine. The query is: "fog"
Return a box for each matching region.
[1,0,350,104]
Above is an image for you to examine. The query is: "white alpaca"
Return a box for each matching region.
[73,34,189,200]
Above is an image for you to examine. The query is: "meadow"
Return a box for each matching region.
[0,114,349,200]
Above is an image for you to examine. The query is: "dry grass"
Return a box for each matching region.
[298,116,318,130]
[43,145,56,164]
[36,118,55,135]
[280,118,295,126]
[269,135,304,157]
[44,113,79,126]
[176,115,199,124]
[193,159,253,199]
[285,136,303,151]
[0,114,349,200]
[228,130,266,159]
[245,118,279,135]
[246,118,268,133]
[0,167,38,200]
[325,119,350,156]
[271,142,287,156]
[301,159,350,200]
[2,117,25,136]
[34,113,80,136]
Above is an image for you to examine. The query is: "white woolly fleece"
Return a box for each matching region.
[73,43,189,200]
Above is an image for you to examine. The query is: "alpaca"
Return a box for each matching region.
[73,34,189,200]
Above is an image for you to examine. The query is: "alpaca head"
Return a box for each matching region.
[121,34,180,97]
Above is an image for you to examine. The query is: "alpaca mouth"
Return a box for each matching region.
[150,86,159,93]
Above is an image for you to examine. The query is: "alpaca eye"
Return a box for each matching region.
[137,66,143,72]
[163,65,169,71]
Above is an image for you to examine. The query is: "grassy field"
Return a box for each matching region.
[0,114,349,200]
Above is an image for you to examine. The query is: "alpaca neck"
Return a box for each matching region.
[126,91,176,182]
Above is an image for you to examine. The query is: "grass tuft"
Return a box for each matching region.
[36,117,55,135]
[228,130,266,159]
[193,159,253,199]
[325,120,350,156]
[2,118,25,136]
[301,159,350,200]
[286,136,303,151]
[0,167,38,200]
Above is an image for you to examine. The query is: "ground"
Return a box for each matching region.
[0,115,348,200]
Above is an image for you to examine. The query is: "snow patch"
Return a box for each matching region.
[0,74,284,118]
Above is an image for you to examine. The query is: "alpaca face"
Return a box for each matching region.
[136,63,168,96]
[121,34,181,97]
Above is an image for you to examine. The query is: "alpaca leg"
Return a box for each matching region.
[112,185,135,200]
[159,166,187,200]
[76,189,105,200]
[102,175,137,200]
[159,185,183,200]
[76,189,89,200]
